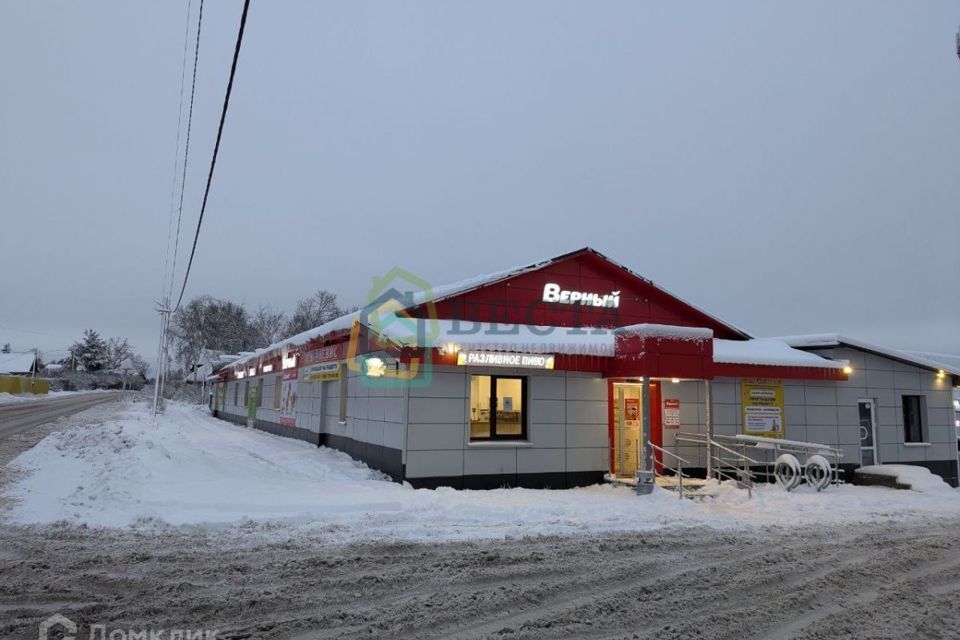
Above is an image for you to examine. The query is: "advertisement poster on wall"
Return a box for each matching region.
[246,386,257,428]
[741,378,785,438]
[280,369,298,426]
[663,399,681,429]
[304,361,340,382]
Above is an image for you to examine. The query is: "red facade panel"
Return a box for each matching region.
[416,250,747,339]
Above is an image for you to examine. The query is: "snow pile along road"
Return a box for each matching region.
[3,401,959,542]
[0,390,87,404]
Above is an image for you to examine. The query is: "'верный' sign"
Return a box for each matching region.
[457,351,555,369]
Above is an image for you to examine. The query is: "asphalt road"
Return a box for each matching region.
[0,392,120,438]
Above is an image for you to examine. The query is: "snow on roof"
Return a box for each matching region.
[226,247,752,371]
[775,334,960,377]
[0,351,36,374]
[907,351,960,376]
[616,323,713,340]
[226,311,361,370]
[713,338,846,369]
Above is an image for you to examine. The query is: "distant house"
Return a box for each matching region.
[185,349,242,384]
[0,351,39,375]
[41,363,64,377]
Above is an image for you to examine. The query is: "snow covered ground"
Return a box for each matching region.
[0,389,90,404]
[3,400,958,543]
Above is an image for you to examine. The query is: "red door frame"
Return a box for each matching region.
[650,382,662,474]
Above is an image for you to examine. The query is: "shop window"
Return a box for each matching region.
[470,375,526,440]
[902,395,927,443]
[273,376,281,410]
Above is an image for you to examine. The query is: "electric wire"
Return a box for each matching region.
[173,0,250,311]
[173,0,252,312]
[167,0,205,305]
[161,0,195,305]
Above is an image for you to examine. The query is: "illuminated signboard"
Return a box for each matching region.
[542,283,620,308]
[456,351,555,369]
[303,361,340,382]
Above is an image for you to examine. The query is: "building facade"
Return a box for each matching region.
[211,248,960,488]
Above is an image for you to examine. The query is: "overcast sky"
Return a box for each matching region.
[1,1,958,366]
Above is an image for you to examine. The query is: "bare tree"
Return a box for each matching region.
[170,296,258,373]
[286,290,344,335]
[106,337,149,376]
[250,305,288,347]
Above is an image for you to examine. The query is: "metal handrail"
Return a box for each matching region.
[646,440,693,498]
[676,433,761,468]
[675,432,757,498]
[648,440,693,468]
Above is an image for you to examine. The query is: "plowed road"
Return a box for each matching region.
[0,392,120,437]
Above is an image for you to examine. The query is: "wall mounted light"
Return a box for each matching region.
[248,367,256,377]
[842,365,853,375]
[363,356,387,378]
[936,370,946,380]
[236,370,245,379]
[671,378,680,384]
[440,342,461,356]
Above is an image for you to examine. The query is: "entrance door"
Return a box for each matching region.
[612,383,642,477]
[858,399,878,466]
[609,382,663,477]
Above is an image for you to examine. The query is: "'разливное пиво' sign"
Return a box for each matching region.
[457,351,555,369]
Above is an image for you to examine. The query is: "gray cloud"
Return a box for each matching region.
[1,1,958,365]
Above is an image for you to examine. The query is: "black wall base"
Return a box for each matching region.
[216,412,404,483]
[407,471,606,490]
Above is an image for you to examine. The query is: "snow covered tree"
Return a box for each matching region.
[286,290,344,336]
[69,329,109,372]
[170,296,258,373]
[250,305,288,347]
[105,337,149,376]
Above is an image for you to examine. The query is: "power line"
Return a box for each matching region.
[174,0,252,312]
[161,0,195,303]
[168,0,205,305]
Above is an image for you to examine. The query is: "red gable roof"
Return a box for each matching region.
[412,247,751,340]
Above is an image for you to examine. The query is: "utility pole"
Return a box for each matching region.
[152,299,172,417]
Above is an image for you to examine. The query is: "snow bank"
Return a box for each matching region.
[0,390,88,404]
[855,464,955,494]
[4,402,959,542]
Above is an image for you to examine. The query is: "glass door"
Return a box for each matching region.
[858,399,878,466]
[613,383,643,477]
